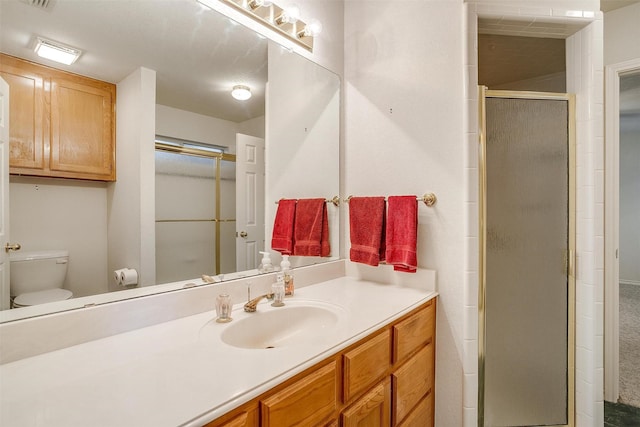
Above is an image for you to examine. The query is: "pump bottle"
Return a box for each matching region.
[281,255,294,296]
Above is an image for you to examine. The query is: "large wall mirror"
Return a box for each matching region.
[0,0,340,322]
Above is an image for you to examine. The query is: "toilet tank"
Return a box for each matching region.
[9,250,69,296]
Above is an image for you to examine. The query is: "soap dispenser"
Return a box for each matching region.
[259,251,274,273]
[271,272,285,307]
[281,255,294,296]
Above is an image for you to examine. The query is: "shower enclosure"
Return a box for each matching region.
[155,139,237,284]
[479,89,576,427]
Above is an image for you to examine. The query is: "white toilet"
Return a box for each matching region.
[9,250,73,308]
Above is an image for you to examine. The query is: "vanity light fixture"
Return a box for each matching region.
[231,85,252,101]
[297,18,322,38]
[34,37,81,65]
[198,0,321,52]
[274,5,300,25]
[247,0,272,10]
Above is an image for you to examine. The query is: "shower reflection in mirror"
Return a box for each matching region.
[154,136,239,284]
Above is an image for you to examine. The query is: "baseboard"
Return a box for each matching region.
[620,280,640,286]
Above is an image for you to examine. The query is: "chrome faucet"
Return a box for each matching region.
[244,293,274,312]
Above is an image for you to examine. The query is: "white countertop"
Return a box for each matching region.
[0,276,437,427]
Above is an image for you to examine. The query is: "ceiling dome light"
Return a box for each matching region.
[231,85,252,101]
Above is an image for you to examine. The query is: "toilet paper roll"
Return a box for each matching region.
[120,268,138,286]
[114,269,126,286]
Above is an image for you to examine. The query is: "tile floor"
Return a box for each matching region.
[605,401,640,427]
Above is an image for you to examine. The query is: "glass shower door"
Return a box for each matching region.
[481,91,575,427]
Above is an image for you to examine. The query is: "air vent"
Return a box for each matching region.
[20,0,52,9]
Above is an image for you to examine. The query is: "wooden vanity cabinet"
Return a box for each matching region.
[205,297,436,427]
[0,54,116,181]
[341,378,391,427]
[261,361,338,426]
[391,299,436,426]
[206,402,258,427]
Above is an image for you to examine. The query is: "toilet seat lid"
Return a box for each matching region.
[13,289,73,306]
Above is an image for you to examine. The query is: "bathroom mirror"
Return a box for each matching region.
[0,0,340,321]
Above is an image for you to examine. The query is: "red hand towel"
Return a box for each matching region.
[348,197,386,266]
[271,199,296,255]
[293,198,330,257]
[385,196,418,273]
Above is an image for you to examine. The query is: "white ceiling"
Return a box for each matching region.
[600,0,640,12]
[0,0,267,122]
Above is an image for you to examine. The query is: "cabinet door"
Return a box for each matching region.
[397,392,433,427]
[0,55,45,171]
[393,301,434,365]
[50,76,115,180]
[206,406,258,427]
[341,378,390,427]
[261,361,337,426]
[343,330,391,403]
[392,342,434,425]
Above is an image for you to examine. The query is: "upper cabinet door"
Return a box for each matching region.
[0,54,116,182]
[0,56,45,171]
[50,76,115,181]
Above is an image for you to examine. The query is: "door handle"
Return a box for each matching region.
[5,242,21,253]
[238,231,248,238]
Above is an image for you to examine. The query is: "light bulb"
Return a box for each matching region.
[299,19,322,37]
[248,0,272,10]
[276,5,300,24]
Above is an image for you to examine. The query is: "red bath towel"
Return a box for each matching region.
[271,199,296,255]
[385,196,418,273]
[348,196,386,266]
[293,198,330,257]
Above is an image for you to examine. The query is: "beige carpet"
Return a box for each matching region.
[619,283,640,408]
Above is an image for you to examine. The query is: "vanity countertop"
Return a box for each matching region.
[0,276,437,427]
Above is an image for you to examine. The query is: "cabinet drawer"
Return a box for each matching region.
[341,378,390,427]
[343,330,391,403]
[261,361,337,426]
[392,342,434,425]
[397,392,433,427]
[204,404,258,427]
[393,300,435,364]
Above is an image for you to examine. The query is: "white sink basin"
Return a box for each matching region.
[219,301,346,350]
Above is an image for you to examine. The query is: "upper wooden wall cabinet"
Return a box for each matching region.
[0,54,116,181]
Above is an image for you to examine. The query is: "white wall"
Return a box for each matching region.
[9,177,108,298]
[604,2,640,66]
[266,41,341,268]
[619,116,640,284]
[344,2,465,425]
[155,104,240,152]
[238,115,265,139]
[108,67,156,291]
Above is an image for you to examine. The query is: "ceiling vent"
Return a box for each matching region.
[20,0,53,10]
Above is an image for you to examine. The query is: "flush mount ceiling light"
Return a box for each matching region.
[34,37,82,65]
[197,0,321,52]
[231,85,252,101]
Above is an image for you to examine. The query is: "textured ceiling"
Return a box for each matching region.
[0,0,267,122]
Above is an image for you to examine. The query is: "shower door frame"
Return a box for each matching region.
[155,142,237,275]
[477,87,576,427]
